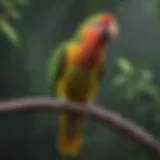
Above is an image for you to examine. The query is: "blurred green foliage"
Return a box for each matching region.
[113,57,159,101]
[0,0,160,160]
[0,0,28,46]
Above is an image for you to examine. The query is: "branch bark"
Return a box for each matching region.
[0,97,160,158]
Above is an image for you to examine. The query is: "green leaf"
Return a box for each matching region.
[0,19,20,46]
[112,74,126,86]
[1,0,15,12]
[116,57,134,74]
[140,69,154,81]
[1,0,21,19]
[125,87,136,101]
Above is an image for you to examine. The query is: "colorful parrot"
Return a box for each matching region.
[48,12,119,157]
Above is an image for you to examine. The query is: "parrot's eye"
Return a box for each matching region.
[102,29,110,42]
[93,22,110,42]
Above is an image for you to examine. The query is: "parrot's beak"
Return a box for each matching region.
[107,21,119,40]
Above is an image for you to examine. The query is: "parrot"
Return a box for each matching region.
[48,12,119,157]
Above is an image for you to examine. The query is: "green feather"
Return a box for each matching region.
[47,41,69,96]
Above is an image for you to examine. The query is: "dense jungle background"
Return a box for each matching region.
[1,0,160,159]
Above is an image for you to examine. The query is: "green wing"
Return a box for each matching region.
[47,41,68,96]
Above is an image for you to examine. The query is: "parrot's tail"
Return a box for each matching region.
[56,112,83,157]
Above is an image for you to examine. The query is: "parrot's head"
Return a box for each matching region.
[72,13,120,67]
[96,13,119,41]
[79,12,119,43]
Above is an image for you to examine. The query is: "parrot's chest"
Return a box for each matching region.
[58,66,99,101]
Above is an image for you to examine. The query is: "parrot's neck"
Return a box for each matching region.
[82,41,105,68]
[77,26,107,68]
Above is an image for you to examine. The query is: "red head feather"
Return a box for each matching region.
[75,13,117,67]
[99,13,116,25]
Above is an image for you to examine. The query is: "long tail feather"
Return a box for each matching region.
[56,112,83,157]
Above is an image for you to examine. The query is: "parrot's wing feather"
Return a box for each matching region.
[48,42,68,96]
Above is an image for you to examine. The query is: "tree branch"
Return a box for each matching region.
[0,97,160,158]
